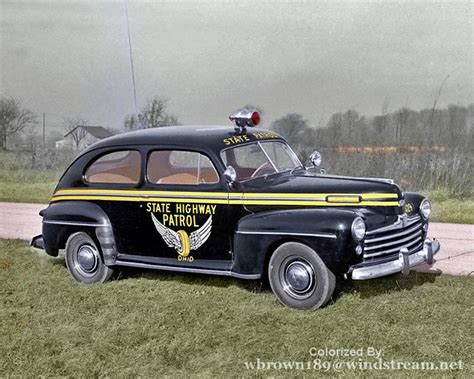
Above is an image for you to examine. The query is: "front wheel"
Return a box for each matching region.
[268,242,335,310]
[65,232,114,284]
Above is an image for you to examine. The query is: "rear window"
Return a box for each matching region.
[84,150,141,184]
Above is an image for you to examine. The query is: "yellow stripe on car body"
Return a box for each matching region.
[51,189,400,207]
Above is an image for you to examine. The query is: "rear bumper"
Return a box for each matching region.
[30,234,45,250]
[349,238,440,280]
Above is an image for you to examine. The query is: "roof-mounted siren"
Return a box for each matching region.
[229,108,261,131]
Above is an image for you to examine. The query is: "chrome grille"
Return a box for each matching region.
[363,215,423,261]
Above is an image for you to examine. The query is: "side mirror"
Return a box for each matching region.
[309,151,322,167]
[223,165,237,184]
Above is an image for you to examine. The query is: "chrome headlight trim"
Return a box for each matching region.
[351,217,366,242]
[420,199,432,220]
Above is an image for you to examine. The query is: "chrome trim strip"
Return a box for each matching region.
[364,239,422,258]
[326,195,361,203]
[314,173,395,184]
[350,239,440,280]
[366,215,421,235]
[233,196,327,202]
[114,260,261,279]
[365,230,422,251]
[141,194,225,200]
[43,220,108,227]
[236,230,337,239]
[365,222,422,243]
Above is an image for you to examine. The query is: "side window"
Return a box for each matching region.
[147,150,219,185]
[84,150,141,184]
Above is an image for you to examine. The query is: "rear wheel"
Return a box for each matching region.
[268,242,335,310]
[65,232,114,284]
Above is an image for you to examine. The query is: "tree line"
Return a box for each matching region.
[1,95,472,155]
[270,104,474,159]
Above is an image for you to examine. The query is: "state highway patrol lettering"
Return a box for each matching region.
[147,202,216,261]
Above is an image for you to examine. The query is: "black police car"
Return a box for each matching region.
[31,109,440,310]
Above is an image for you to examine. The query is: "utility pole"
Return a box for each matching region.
[124,0,139,127]
[42,112,46,146]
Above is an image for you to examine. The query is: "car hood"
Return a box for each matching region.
[240,171,401,195]
[236,171,402,216]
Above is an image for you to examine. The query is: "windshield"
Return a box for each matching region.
[221,141,302,181]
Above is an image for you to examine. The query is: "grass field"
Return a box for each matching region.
[1,240,472,377]
[425,190,474,224]
[0,150,62,204]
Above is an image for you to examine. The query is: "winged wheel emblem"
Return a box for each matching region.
[151,213,212,257]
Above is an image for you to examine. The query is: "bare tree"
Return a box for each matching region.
[373,99,390,144]
[394,107,410,145]
[341,109,364,145]
[270,113,312,152]
[327,112,343,145]
[426,72,454,146]
[0,97,37,150]
[447,105,468,148]
[124,114,139,130]
[124,97,179,130]
[63,117,88,150]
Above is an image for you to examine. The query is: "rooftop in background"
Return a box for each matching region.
[64,126,113,139]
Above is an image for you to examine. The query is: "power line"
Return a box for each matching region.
[124,0,139,124]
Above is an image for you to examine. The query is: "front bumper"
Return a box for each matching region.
[349,238,440,280]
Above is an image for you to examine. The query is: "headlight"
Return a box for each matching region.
[420,199,431,219]
[351,217,366,241]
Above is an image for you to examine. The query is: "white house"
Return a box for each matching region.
[56,125,113,150]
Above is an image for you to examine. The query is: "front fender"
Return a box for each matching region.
[42,201,117,264]
[231,209,360,276]
[403,192,426,215]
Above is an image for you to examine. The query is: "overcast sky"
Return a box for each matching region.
[1,0,472,130]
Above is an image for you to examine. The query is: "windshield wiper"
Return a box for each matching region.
[290,165,305,175]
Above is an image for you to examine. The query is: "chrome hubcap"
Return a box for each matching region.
[74,244,99,276]
[281,258,315,299]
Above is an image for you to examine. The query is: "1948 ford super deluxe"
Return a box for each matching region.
[31,109,440,310]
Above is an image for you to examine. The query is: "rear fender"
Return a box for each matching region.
[42,201,117,265]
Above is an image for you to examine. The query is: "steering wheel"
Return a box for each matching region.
[251,162,274,178]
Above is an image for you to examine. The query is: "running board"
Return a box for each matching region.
[114,260,261,280]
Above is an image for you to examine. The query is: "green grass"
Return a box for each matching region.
[0,150,61,203]
[426,190,474,224]
[1,240,473,377]
[0,181,57,203]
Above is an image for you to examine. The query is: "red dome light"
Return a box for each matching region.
[251,111,260,126]
[229,108,261,129]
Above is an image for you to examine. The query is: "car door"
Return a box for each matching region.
[80,148,145,256]
[128,148,231,270]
